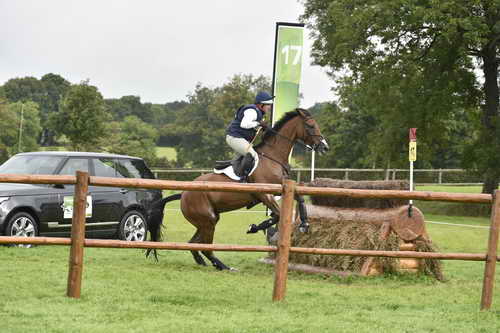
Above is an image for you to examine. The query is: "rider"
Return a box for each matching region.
[226,91,274,182]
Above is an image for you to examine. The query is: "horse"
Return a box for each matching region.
[147,108,329,270]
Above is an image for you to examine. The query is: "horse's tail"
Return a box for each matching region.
[146,193,182,260]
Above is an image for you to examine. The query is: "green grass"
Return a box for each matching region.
[1,205,499,332]
[415,185,491,218]
[417,185,483,193]
[155,147,177,161]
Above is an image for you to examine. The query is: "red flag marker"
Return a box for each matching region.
[409,128,417,141]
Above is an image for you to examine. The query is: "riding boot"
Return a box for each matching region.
[239,170,249,183]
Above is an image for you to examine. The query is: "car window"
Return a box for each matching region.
[0,155,64,175]
[115,159,154,179]
[58,158,90,176]
[93,158,117,177]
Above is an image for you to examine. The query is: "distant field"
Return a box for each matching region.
[155,146,177,161]
[417,185,483,193]
[39,146,65,151]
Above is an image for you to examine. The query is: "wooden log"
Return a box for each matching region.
[299,204,427,241]
[295,186,492,204]
[0,174,76,185]
[66,171,89,298]
[90,177,283,195]
[399,259,420,269]
[273,179,296,302]
[480,189,500,310]
[288,247,492,261]
[308,179,410,208]
[0,174,491,203]
[400,243,417,251]
[0,236,498,262]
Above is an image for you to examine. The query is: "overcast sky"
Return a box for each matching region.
[1,0,335,108]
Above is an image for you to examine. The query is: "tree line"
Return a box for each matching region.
[0,71,486,188]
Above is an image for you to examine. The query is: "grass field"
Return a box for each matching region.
[155,146,177,161]
[417,185,483,193]
[1,196,499,332]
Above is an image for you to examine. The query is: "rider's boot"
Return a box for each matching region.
[238,153,254,183]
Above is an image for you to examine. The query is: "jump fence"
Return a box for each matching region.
[0,172,498,309]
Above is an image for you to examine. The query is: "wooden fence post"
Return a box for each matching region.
[272,179,296,302]
[67,171,89,298]
[480,189,500,310]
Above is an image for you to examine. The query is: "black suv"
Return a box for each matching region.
[0,152,162,245]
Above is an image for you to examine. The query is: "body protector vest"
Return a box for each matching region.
[226,104,264,141]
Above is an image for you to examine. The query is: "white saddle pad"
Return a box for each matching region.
[213,166,241,181]
[213,159,259,181]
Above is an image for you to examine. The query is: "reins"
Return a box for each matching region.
[260,126,314,151]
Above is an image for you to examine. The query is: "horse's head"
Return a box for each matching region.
[295,108,329,154]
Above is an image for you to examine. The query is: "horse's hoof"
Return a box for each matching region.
[229,267,239,272]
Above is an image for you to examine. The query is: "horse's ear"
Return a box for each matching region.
[296,108,311,119]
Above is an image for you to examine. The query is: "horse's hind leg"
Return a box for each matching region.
[189,230,207,266]
[199,225,232,271]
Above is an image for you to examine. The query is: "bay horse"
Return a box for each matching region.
[148,108,329,270]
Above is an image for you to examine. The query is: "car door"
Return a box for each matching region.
[56,158,93,231]
[88,158,125,235]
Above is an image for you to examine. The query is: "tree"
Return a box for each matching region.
[7,102,42,153]
[165,74,271,167]
[0,100,41,162]
[40,74,71,145]
[0,99,19,163]
[105,95,155,123]
[2,74,70,145]
[50,81,109,151]
[102,116,159,164]
[302,0,500,193]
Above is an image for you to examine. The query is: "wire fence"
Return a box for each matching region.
[151,167,484,185]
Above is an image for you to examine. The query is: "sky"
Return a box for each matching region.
[0,0,335,108]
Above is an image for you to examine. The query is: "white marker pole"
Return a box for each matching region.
[311,150,315,181]
[408,128,417,217]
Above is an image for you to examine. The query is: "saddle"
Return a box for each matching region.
[214,153,255,179]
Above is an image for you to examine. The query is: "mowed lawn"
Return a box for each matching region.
[1,186,499,332]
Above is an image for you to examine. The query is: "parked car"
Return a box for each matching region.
[0,152,162,246]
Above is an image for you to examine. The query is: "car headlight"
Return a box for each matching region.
[0,197,10,205]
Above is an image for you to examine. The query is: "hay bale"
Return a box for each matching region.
[283,204,444,280]
[288,211,400,273]
[308,178,410,208]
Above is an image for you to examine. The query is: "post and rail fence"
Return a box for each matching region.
[151,167,484,185]
[0,172,498,309]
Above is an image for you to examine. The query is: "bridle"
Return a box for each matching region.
[261,115,324,151]
[256,114,325,175]
[302,116,326,151]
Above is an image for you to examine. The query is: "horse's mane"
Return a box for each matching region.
[255,108,311,149]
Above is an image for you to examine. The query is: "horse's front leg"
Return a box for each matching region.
[295,194,309,233]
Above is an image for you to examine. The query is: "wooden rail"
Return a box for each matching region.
[0,173,498,310]
[1,236,498,261]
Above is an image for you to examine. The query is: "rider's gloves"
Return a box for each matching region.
[259,121,269,129]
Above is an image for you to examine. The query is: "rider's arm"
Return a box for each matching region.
[240,109,260,129]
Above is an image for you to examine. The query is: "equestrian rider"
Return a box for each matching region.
[226,91,274,182]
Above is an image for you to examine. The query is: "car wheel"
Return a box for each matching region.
[5,212,39,248]
[118,210,148,241]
